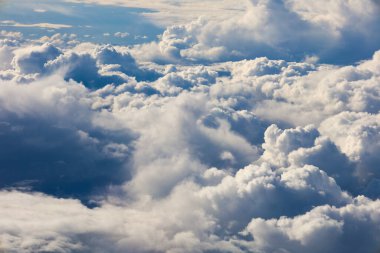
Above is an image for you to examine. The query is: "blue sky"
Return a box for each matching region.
[0,0,162,44]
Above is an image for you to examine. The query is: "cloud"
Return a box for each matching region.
[0,189,376,253]
[259,124,357,194]
[0,75,134,200]
[0,45,14,70]
[0,4,380,251]
[0,159,361,253]
[203,51,380,127]
[0,157,353,253]
[0,20,72,29]
[122,92,261,198]
[0,32,23,55]
[0,30,22,40]
[152,65,218,95]
[36,33,79,48]
[93,44,161,82]
[134,0,380,64]
[114,32,129,38]
[242,196,380,253]
[5,43,161,87]
[12,43,62,75]
[320,112,380,189]
[33,8,47,13]
[64,0,247,26]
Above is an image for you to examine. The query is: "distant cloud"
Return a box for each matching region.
[114,32,129,38]
[0,20,72,29]
[132,0,380,64]
[33,8,47,13]
[64,0,246,26]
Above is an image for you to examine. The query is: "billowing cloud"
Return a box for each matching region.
[242,196,380,253]
[0,0,379,252]
[0,46,379,252]
[133,0,380,64]
[12,43,62,75]
[0,75,134,200]
[4,42,161,87]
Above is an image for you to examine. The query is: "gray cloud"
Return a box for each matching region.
[0,75,134,201]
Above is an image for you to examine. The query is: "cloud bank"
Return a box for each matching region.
[0,0,380,252]
[132,0,380,64]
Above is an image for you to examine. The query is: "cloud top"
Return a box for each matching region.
[0,0,380,252]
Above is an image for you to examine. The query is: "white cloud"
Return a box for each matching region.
[0,74,134,198]
[0,3,379,251]
[320,112,380,185]
[242,196,380,253]
[64,0,247,26]
[12,43,62,75]
[114,32,129,38]
[0,30,22,40]
[0,20,72,29]
[0,158,353,252]
[33,8,47,13]
[133,0,380,64]
[0,45,14,70]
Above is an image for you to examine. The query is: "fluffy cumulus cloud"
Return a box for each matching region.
[0,75,135,200]
[242,196,380,253]
[0,0,380,252]
[133,0,380,64]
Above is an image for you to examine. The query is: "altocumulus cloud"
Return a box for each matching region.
[0,0,380,252]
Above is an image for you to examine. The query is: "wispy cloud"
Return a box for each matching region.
[0,20,72,29]
[64,0,247,25]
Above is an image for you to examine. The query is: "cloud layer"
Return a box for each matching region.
[132,0,380,64]
[0,0,380,252]
[64,0,247,26]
